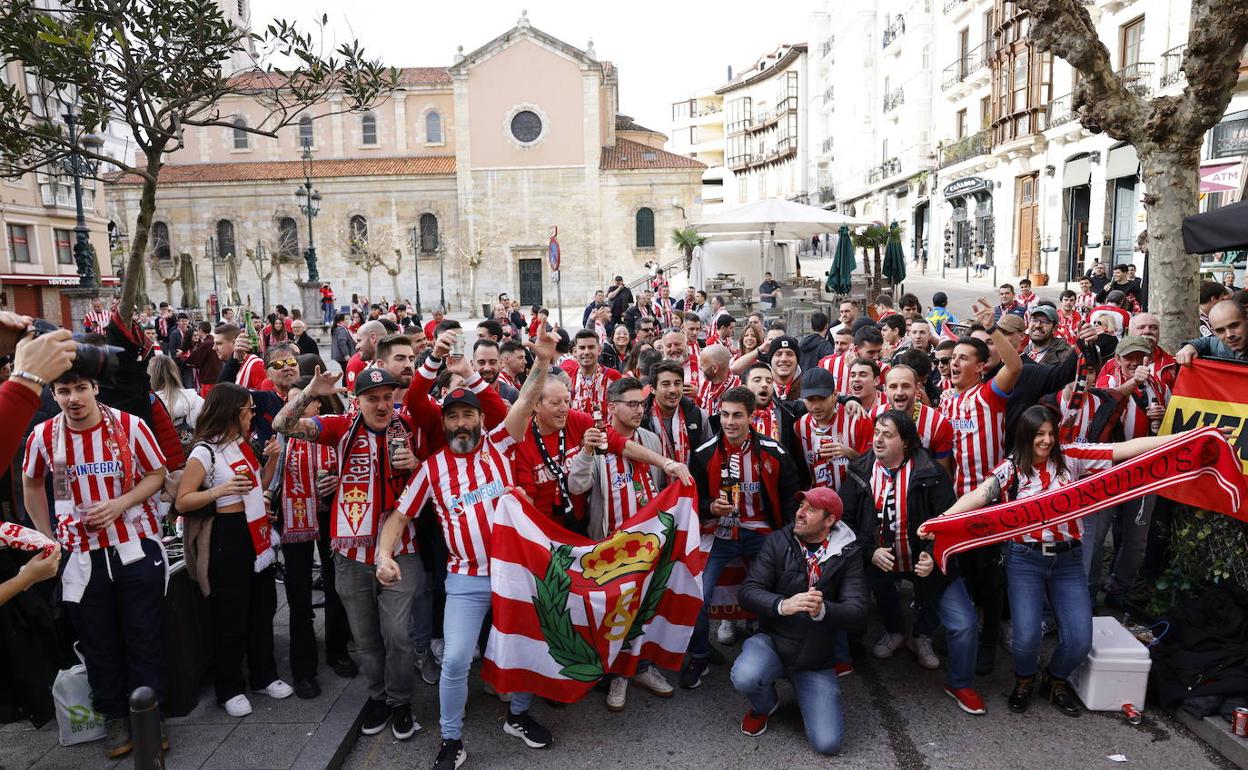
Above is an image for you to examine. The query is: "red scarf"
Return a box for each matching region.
[571,367,607,415]
[800,533,833,586]
[655,407,690,464]
[751,405,781,442]
[925,428,1247,571]
[281,439,336,543]
[330,414,406,551]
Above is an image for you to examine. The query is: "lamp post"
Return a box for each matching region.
[409,226,423,324]
[60,110,104,287]
[295,140,322,282]
[437,243,446,311]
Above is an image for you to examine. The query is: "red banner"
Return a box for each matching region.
[925,427,1247,572]
[1159,358,1248,481]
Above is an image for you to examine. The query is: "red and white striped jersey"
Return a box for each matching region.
[697,373,741,414]
[940,381,1010,497]
[1055,310,1083,344]
[685,343,702,388]
[794,410,871,491]
[1074,291,1096,315]
[83,309,110,333]
[817,351,854,393]
[24,408,166,553]
[236,354,267,389]
[1096,369,1170,440]
[596,450,659,535]
[652,297,676,329]
[567,365,622,418]
[722,442,768,532]
[396,428,516,577]
[991,444,1115,542]
[869,402,954,459]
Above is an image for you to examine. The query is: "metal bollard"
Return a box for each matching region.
[129,686,165,769]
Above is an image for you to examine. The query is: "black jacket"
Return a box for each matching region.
[738,523,866,671]
[642,395,708,454]
[797,331,834,373]
[293,332,320,358]
[986,349,1090,452]
[622,303,655,334]
[751,398,811,490]
[841,448,959,596]
[690,429,801,529]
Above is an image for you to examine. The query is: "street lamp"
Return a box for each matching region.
[436,242,446,311]
[60,110,104,287]
[295,140,322,282]
[409,226,423,323]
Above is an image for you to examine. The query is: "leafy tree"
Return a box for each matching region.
[852,222,890,295]
[0,0,396,323]
[1019,0,1248,351]
[670,226,707,275]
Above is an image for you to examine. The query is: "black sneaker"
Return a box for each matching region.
[391,703,418,740]
[679,657,709,690]
[329,655,359,679]
[360,697,390,736]
[293,677,321,700]
[433,738,467,770]
[503,711,552,748]
[104,717,133,759]
[417,650,441,685]
[1042,674,1081,717]
[1008,675,1035,713]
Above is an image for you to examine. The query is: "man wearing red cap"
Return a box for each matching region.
[730,485,865,754]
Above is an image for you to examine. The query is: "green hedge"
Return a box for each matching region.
[1150,506,1248,616]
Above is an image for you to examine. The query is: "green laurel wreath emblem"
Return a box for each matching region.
[533,510,680,680]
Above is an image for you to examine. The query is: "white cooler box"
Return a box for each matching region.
[1069,616,1152,711]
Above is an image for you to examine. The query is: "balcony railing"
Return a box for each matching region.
[883,87,905,113]
[943,0,967,12]
[866,157,901,184]
[1045,93,1077,129]
[940,42,989,91]
[1118,62,1154,99]
[743,98,799,133]
[1160,45,1186,88]
[882,18,904,50]
[822,86,835,104]
[821,37,835,59]
[821,136,834,154]
[938,130,990,168]
[816,186,836,204]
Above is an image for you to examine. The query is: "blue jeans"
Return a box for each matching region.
[690,531,766,660]
[865,569,977,688]
[322,300,335,325]
[1005,542,1093,680]
[730,634,844,755]
[440,574,533,739]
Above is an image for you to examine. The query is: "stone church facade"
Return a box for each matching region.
[107,15,704,316]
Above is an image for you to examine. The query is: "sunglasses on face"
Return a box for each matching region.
[936,358,952,366]
[267,358,299,370]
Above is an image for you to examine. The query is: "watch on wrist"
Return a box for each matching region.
[985,323,998,334]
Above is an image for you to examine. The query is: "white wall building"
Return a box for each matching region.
[669,85,727,215]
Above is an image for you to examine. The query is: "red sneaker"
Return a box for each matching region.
[740,699,779,737]
[834,662,854,678]
[944,686,986,715]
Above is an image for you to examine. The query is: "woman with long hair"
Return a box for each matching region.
[349,310,365,334]
[175,384,291,717]
[147,354,204,445]
[930,404,1196,717]
[601,323,632,372]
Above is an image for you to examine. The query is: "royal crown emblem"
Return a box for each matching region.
[341,488,369,530]
[580,530,661,586]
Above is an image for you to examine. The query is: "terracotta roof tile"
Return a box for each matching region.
[225,66,451,90]
[615,114,661,134]
[600,138,704,171]
[107,156,455,185]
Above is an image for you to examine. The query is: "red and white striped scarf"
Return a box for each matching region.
[655,407,690,464]
[872,460,913,573]
[751,404,781,442]
[698,373,740,413]
[281,439,336,543]
[571,367,608,416]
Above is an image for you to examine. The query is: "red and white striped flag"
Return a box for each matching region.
[482,483,707,703]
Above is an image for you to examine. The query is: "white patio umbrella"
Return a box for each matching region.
[689,243,706,289]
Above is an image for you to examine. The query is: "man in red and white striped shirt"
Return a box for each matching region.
[83,296,111,334]
[1096,335,1171,440]
[697,343,740,413]
[23,372,169,756]
[378,331,563,764]
[563,329,621,419]
[818,326,886,394]
[872,365,954,474]
[795,368,871,492]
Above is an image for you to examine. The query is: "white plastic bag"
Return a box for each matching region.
[53,645,106,746]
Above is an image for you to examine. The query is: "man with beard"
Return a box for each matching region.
[345,320,391,392]
[697,344,740,414]
[870,365,953,474]
[375,335,416,404]
[767,336,803,401]
[498,340,527,390]
[472,339,519,403]
[794,368,871,493]
[743,362,809,489]
[567,377,676,711]
[818,326,886,396]
[642,361,710,466]
[1020,305,1073,366]
[378,331,558,769]
[563,330,621,418]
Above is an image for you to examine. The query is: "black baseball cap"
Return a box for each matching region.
[801,367,837,398]
[442,387,481,411]
[354,367,400,396]
[769,336,799,354]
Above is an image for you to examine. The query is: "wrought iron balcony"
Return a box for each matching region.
[866,157,901,184]
[882,18,904,49]
[940,42,989,91]
[883,87,905,113]
[943,0,966,13]
[1160,45,1186,88]
[821,136,834,154]
[1118,62,1154,99]
[821,37,835,59]
[1045,93,1076,129]
[938,130,989,169]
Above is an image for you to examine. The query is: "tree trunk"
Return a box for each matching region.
[1139,147,1201,353]
[119,173,159,325]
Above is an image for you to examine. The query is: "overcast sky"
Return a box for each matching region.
[251,0,818,139]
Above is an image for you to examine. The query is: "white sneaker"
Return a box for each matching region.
[223,694,253,717]
[872,632,906,659]
[430,638,445,665]
[258,679,294,699]
[908,637,940,670]
[716,620,737,646]
[607,677,628,712]
[632,667,675,698]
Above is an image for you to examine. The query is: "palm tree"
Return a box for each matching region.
[670,226,707,275]
[852,223,890,295]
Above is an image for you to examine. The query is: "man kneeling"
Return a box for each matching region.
[730,487,865,755]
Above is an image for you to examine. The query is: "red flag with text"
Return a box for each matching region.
[1158,357,1248,480]
[482,484,707,703]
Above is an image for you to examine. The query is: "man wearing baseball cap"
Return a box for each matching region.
[731,485,865,753]
[1021,304,1072,367]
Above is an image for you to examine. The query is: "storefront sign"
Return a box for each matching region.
[1211,118,1248,160]
[0,273,118,286]
[1200,162,1243,193]
[943,176,988,198]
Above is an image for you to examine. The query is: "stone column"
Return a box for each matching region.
[295,280,322,328]
[63,285,102,332]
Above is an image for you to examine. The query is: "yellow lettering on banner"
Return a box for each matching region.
[603,586,639,641]
[1160,395,1248,475]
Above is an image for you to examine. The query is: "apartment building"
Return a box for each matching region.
[669,87,727,215]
